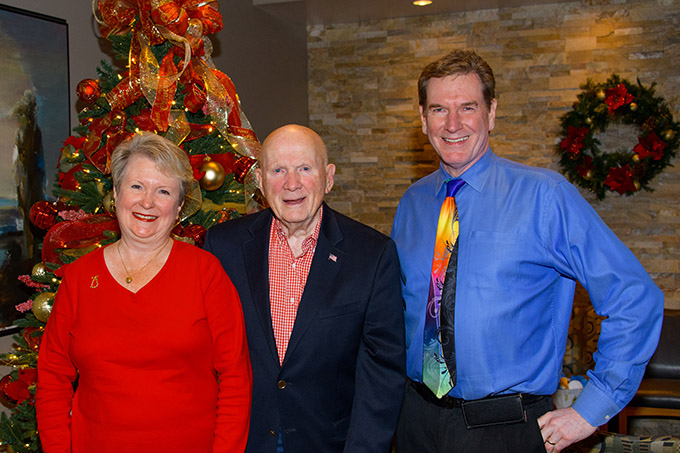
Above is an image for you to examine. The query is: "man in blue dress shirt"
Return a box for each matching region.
[391,49,664,452]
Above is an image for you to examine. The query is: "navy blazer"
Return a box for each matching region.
[204,203,405,452]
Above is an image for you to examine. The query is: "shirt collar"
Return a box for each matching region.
[434,146,494,196]
[272,209,323,255]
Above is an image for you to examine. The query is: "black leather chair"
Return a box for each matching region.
[618,310,680,434]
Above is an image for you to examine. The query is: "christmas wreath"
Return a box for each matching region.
[556,74,679,199]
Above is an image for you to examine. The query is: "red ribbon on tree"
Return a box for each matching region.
[83,110,133,173]
[105,75,144,111]
[172,223,207,247]
[150,50,180,131]
[43,214,120,269]
[233,156,257,184]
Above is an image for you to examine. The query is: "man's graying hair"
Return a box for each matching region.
[418,50,496,110]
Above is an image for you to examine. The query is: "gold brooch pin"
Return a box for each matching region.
[90,275,99,289]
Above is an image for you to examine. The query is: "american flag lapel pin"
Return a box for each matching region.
[329,253,337,262]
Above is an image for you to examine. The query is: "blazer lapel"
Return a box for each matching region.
[283,204,344,366]
[242,209,280,367]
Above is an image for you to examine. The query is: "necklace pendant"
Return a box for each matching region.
[125,276,132,284]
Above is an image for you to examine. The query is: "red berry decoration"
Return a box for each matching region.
[29,201,58,230]
[77,78,101,103]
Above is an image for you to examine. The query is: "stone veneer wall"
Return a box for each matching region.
[307,0,680,309]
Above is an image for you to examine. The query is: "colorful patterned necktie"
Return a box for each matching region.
[423,178,465,398]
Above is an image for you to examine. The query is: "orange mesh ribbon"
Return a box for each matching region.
[149,51,179,131]
[82,110,132,173]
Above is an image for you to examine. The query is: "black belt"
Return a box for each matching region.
[408,379,547,409]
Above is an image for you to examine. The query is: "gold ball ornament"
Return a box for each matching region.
[32,292,55,323]
[31,262,46,279]
[632,154,640,163]
[629,102,638,111]
[634,180,641,191]
[199,161,226,191]
[596,89,606,100]
[665,129,676,141]
[585,170,593,180]
[584,117,592,125]
[102,191,116,215]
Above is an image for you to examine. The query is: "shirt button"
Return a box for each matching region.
[290,297,295,304]
[277,380,287,389]
[291,262,296,269]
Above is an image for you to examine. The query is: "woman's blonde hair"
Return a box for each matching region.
[110,132,194,204]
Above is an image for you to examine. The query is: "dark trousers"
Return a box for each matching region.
[395,382,553,453]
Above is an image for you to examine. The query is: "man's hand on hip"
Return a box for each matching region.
[537,407,597,452]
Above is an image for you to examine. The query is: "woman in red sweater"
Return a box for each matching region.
[36,132,252,452]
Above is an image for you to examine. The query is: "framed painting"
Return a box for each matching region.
[0,4,70,333]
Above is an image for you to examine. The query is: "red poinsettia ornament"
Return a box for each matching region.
[604,165,637,195]
[604,83,635,114]
[634,131,667,161]
[559,126,589,156]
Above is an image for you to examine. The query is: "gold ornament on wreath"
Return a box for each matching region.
[556,74,679,200]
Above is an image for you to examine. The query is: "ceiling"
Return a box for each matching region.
[253,0,571,25]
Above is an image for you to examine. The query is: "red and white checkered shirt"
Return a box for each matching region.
[268,213,322,364]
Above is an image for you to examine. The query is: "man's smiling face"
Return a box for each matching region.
[420,72,497,177]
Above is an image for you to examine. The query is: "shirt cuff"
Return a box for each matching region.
[570,381,621,427]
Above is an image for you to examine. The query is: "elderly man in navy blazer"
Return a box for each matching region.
[204,124,405,453]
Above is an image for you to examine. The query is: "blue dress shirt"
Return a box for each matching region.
[391,148,664,427]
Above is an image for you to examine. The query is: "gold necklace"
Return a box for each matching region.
[116,240,170,284]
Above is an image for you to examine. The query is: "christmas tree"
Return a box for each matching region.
[0,1,260,451]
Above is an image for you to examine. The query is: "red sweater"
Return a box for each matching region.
[36,240,252,452]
